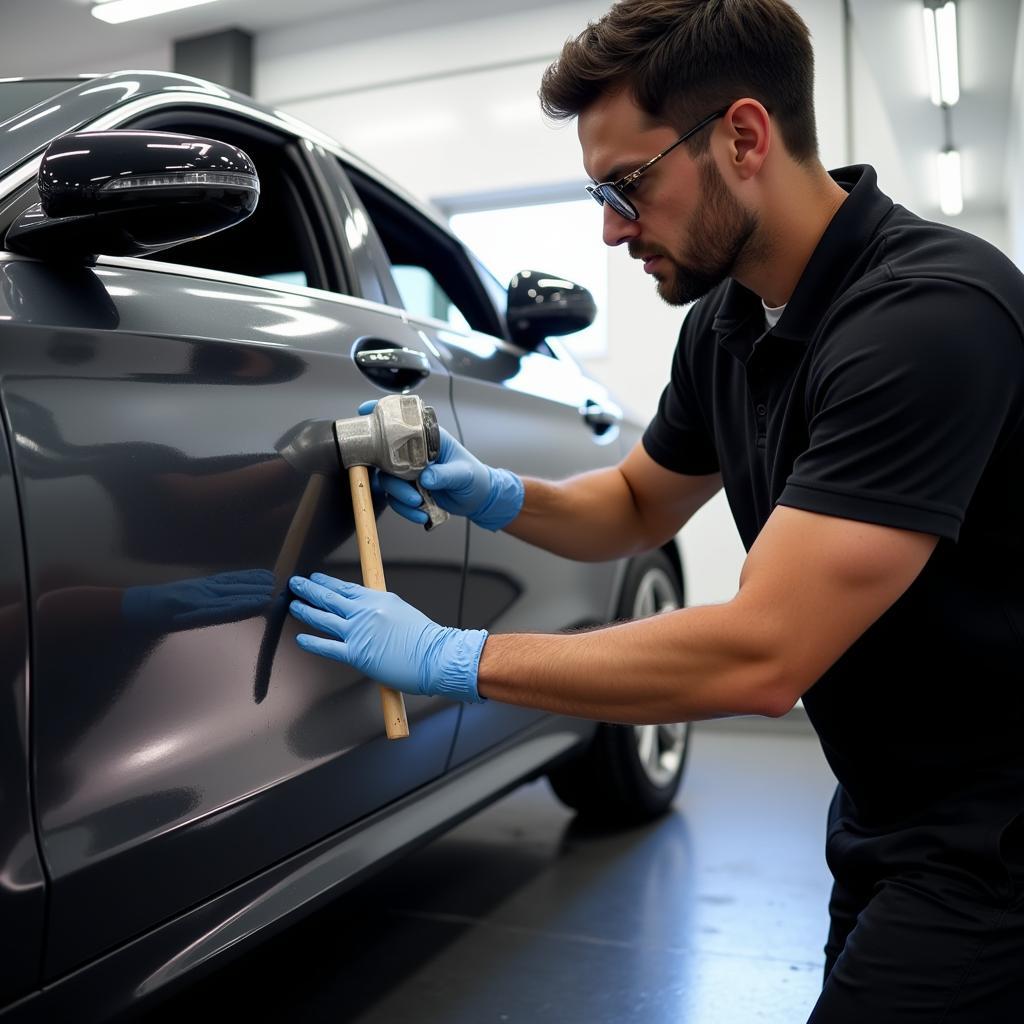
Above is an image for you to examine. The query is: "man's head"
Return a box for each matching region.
[539,0,820,305]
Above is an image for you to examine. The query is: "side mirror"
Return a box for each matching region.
[506,269,596,350]
[5,129,259,265]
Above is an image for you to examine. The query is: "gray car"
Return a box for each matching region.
[0,71,689,1022]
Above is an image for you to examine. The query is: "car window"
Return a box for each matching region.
[391,265,470,331]
[125,113,335,290]
[345,165,505,338]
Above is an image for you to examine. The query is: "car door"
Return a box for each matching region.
[0,111,465,979]
[332,162,625,766]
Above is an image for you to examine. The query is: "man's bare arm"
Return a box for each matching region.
[479,506,939,721]
[503,440,722,561]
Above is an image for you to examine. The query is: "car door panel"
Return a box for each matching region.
[421,328,623,767]
[0,256,464,976]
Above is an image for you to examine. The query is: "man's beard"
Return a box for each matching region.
[643,159,759,307]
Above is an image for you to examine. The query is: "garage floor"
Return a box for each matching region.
[144,719,837,1024]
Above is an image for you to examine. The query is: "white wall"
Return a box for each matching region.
[258,0,846,606]
[1008,1,1024,267]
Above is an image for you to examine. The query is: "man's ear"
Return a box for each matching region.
[722,98,770,180]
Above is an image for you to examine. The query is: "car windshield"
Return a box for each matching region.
[0,80,76,125]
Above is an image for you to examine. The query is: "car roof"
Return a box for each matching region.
[0,70,452,234]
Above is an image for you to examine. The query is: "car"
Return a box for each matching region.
[0,71,689,1022]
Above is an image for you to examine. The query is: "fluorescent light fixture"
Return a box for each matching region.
[922,1,960,106]
[937,148,963,215]
[91,0,219,24]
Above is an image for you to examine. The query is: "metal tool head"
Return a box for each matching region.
[335,394,448,529]
[335,394,438,475]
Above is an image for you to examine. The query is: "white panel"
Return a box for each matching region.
[1008,0,1024,267]
[801,0,849,169]
[849,28,916,205]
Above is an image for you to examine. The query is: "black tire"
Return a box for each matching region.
[546,549,691,825]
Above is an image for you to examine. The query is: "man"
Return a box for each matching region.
[288,0,1024,1018]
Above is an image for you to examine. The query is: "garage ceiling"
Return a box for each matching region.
[0,0,1020,220]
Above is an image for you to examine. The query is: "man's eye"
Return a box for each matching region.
[619,177,641,196]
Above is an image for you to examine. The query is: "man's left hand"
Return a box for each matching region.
[288,573,488,702]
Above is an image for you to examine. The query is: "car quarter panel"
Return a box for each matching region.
[0,255,465,978]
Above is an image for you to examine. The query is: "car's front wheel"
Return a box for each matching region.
[546,549,691,824]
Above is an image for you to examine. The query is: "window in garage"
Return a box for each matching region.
[447,199,608,359]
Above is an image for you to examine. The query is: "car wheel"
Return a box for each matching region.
[546,549,691,824]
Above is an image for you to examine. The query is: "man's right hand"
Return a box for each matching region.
[357,400,523,531]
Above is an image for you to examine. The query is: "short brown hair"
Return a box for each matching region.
[539,0,819,162]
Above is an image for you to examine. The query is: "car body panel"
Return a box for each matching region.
[0,407,46,1007]
[0,253,466,976]
[0,714,592,1024]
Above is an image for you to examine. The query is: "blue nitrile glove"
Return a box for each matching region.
[288,572,487,702]
[357,400,523,530]
[122,569,276,630]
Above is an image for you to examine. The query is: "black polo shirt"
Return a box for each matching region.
[644,166,1024,852]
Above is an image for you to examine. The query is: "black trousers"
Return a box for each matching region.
[806,791,1024,1022]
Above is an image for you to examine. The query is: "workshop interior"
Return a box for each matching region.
[1,1,1022,1022]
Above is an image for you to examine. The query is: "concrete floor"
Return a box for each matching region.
[144,720,838,1024]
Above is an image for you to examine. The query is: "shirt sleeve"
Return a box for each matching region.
[642,315,720,475]
[778,277,1024,540]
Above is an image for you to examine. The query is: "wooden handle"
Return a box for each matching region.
[348,464,410,740]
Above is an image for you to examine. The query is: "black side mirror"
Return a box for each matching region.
[4,129,259,265]
[506,269,597,350]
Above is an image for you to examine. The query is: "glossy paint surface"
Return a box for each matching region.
[36,129,257,219]
[0,716,592,1023]
[0,255,466,976]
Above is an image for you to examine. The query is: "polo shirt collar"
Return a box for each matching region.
[712,165,894,351]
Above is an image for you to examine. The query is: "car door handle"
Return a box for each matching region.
[581,399,620,436]
[354,345,431,390]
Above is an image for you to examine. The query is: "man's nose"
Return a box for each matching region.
[602,204,640,247]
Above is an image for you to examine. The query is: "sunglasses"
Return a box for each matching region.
[585,108,728,221]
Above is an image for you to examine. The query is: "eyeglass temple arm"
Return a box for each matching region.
[619,107,730,189]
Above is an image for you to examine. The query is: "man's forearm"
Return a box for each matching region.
[501,469,650,561]
[476,599,793,723]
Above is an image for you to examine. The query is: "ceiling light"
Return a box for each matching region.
[91,0,219,24]
[922,1,960,106]
[937,148,963,216]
